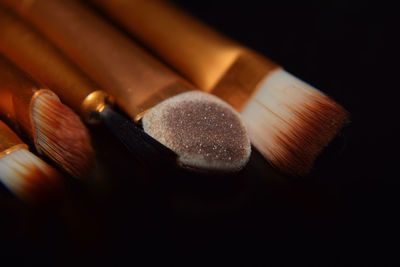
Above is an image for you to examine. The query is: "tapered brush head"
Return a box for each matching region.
[142,91,251,172]
[0,148,63,203]
[32,92,94,178]
[241,69,349,175]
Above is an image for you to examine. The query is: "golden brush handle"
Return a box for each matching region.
[92,0,241,91]
[3,0,190,119]
[0,55,45,139]
[90,0,278,111]
[0,5,111,123]
[0,120,28,157]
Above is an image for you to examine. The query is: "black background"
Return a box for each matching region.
[1,0,399,265]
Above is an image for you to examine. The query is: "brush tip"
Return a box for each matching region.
[241,69,349,175]
[0,148,63,203]
[143,91,251,172]
[32,92,94,178]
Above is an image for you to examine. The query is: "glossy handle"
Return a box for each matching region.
[0,5,101,121]
[0,55,40,138]
[92,0,244,91]
[3,0,188,119]
[91,0,278,110]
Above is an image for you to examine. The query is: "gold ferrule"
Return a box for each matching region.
[0,120,29,158]
[81,90,114,123]
[211,49,280,111]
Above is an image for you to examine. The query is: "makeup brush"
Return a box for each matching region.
[0,120,63,203]
[3,0,251,172]
[89,0,349,175]
[0,5,176,168]
[0,55,93,178]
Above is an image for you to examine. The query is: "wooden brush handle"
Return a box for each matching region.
[0,5,106,122]
[3,0,191,120]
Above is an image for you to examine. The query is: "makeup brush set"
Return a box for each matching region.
[0,0,348,204]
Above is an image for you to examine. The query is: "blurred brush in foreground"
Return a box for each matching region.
[0,120,63,203]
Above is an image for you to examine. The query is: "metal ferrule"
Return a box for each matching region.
[81,90,114,124]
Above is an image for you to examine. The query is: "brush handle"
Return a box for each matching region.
[2,0,191,120]
[90,0,279,110]
[92,0,241,91]
[0,5,112,123]
[0,55,44,140]
[0,120,28,157]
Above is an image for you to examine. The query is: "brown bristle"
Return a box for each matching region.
[32,93,94,178]
[272,94,348,175]
[241,69,349,175]
[143,91,251,172]
[0,148,63,203]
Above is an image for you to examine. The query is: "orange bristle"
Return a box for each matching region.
[32,92,94,178]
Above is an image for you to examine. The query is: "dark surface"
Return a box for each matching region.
[1,0,399,266]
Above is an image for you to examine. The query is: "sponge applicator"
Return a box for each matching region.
[143,91,251,171]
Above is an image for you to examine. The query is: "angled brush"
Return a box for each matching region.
[0,120,63,203]
[3,0,251,172]
[90,0,349,175]
[0,55,93,178]
[0,5,176,167]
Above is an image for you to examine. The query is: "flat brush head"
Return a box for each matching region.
[32,92,94,178]
[0,148,63,203]
[241,69,349,175]
[142,91,251,172]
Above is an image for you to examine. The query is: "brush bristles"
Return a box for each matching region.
[0,148,62,202]
[32,93,94,178]
[241,69,348,175]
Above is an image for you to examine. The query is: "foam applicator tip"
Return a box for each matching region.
[143,91,251,172]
